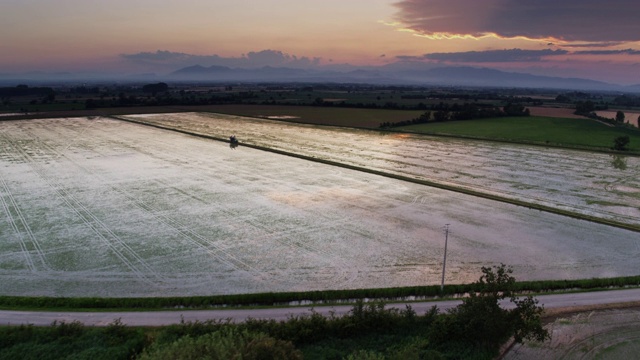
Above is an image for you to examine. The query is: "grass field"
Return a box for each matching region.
[397,116,640,152]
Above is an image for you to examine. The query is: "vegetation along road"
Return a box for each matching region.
[1,288,639,327]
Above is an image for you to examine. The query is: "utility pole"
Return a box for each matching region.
[441,224,450,292]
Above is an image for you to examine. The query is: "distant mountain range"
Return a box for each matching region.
[167,64,638,92]
[2,64,640,92]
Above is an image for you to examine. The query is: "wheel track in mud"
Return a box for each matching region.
[604,173,639,194]
[93,120,364,288]
[1,182,49,270]
[20,124,164,281]
[0,133,50,271]
[27,120,299,287]
[23,123,263,286]
[0,174,37,271]
[120,134,361,289]
[113,179,267,283]
[0,128,160,286]
[557,327,640,360]
[241,215,360,287]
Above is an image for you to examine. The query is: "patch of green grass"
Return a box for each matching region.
[399,116,640,152]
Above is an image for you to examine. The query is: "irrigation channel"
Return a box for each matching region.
[0,115,638,298]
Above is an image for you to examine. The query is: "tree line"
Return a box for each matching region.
[0,84,55,97]
[380,103,530,128]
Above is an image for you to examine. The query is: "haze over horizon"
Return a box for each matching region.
[2,0,640,85]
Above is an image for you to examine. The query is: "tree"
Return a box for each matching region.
[613,135,630,151]
[616,110,626,123]
[433,110,449,122]
[84,98,97,109]
[503,103,530,117]
[430,264,549,354]
[142,82,168,96]
[575,100,595,114]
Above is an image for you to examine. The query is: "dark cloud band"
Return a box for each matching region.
[424,49,568,62]
[393,0,640,42]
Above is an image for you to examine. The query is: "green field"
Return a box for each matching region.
[398,116,640,152]
[195,104,424,128]
[196,106,640,153]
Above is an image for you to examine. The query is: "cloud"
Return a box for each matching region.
[574,49,640,55]
[396,48,640,67]
[121,50,321,70]
[393,0,640,43]
[422,49,568,63]
[560,42,627,48]
[243,50,321,68]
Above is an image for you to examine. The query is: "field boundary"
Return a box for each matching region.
[394,128,640,157]
[190,107,640,156]
[2,276,639,310]
[5,107,639,156]
[111,115,640,233]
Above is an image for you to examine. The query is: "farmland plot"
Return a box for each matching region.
[0,117,638,297]
[122,113,640,228]
[596,110,640,127]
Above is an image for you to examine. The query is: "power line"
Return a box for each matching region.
[441,224,450,292]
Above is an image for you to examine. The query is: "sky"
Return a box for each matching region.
[1,0,640,84]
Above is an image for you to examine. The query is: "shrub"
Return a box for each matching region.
[429,264,549,355]
[613,135,630,151]
[139,328,302,360]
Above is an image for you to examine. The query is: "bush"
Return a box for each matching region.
[613,135,630,151]
[139,328,302,360]
[429,264,549,355]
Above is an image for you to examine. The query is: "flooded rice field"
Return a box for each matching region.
[124,113,640,228]
[0,116,639,297]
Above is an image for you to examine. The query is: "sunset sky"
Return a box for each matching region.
[2,0,640,84]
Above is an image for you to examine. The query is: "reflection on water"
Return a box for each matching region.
[123,112,640,227]
[2,116,640,297]
[611,155,627,170]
